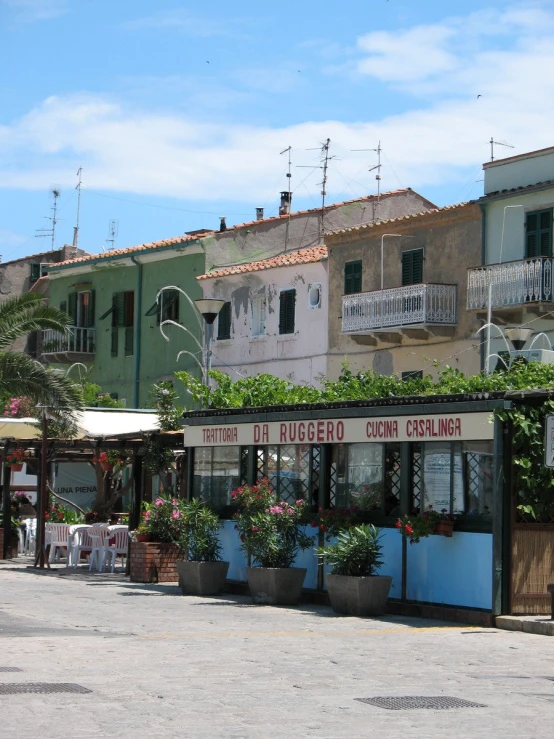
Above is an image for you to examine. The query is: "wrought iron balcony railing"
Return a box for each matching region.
[41,327,96,355]
[342,283,457,334]
[467,257,554,310]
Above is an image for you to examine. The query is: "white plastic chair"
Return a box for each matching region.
[88,524,112,571]
[48,523,71,563]
[68,525,92,567]
[16,526,25,554]
[104,527,129,573]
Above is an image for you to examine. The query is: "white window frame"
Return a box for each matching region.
[250,294,267,338]
[307,282,322,310]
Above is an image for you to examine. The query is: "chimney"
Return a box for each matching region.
[256,207,264,221]
[219,217,227,232]
[279,191,292,216]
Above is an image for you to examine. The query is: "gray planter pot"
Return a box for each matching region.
[247,566,307,605]
[326,574,392,617]
[176,560,230,596]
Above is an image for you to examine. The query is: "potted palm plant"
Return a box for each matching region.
[232,479,315,606]
[317,524,392,617]
[175,499,229,596]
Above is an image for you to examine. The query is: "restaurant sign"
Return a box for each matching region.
[184,412,494,447]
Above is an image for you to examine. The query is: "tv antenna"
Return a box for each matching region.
[352,141,383,219]
[489,137,514,162]
[35,187,61,250]
[73,167,83,248]
[106,220,119,250]
[298,138,334,236]
[280,146,293,250]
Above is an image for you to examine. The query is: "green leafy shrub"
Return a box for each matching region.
[317,524,384,577]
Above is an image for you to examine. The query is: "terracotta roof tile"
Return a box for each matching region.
[198,245,328,280]
[51,233,213,268]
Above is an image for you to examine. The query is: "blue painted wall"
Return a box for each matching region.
[406,532,493,609]
[218,522,492,610]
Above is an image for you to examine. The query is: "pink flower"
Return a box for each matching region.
[171,510,180,519]
[251,526,259,532]
[144,510,151,521]
[295,499,304,507]
[154,498,164,507]
[172,498,178,506]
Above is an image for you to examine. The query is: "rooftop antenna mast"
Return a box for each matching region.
[280,145,292,251]
[35,187,60,250]
[73,167,82,248]
[489,137,514,162]
[106,219,118,250]
[299,138,333,238]
[352,141,382,220]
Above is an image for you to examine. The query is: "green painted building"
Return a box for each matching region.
[43,234,207,407]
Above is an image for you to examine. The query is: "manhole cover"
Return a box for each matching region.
[0,667,22,673]
[355,696,486,710]
[0,683,91,695]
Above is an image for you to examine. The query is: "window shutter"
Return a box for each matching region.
[30,263,41,283]
[60,300,67,314]
[344,261,362,295]
[87,290,95,327]
[111,328,118,357]
[124,326,134,356]
[67,293,77,324]
[526,212,539,258]
[217,302,231,340]
[540,209,553,257]
[279,289,296,334]
[112,292,125,327]
[402,249,423,286]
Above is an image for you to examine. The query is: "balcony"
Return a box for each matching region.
[41,327,96,362]
[467,257,554,321]
[342,283,457,338]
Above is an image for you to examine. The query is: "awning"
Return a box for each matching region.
[73,408,160,439]
[0,418,41,440]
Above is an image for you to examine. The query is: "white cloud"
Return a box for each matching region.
[0,0,66,22]
[122,10,234,38]
[1,4,554,205]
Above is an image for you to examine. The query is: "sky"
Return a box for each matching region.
[1,0,554,262]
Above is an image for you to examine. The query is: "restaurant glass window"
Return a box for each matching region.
[329,443,385,511]
[192,446,241,514]
[413,441,493,516]
[463,441,493,516]
[255,445,319,506]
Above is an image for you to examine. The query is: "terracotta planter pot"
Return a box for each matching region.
[433,519,454,537]
[176,560,229,596]
[101,462,114,473]
[135,533,152,543]
[326,574,392,617]
[246,566,306,606]
[10,463,23,472]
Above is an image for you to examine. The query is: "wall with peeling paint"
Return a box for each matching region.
[203,261,329,385]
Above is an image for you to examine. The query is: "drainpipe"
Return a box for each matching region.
[130,256,143,408]
[479,204,487,372]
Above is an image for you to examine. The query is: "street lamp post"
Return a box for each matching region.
[485,204,524,373]
[194,299,225,386]
[380,234,414,290]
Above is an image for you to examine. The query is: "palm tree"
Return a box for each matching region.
[0,293,83,415]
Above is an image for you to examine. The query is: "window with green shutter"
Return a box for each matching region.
[111,327,118,357]
[124,327,134,356]
[401,248,424,286]
[67,292,78,324]
[217,302,232,340]
[526,209,553,258]
[279,289,296,335]
[30,263,41,284]
[344,260,362,295]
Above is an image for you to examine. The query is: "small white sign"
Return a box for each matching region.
[545,415,554,468]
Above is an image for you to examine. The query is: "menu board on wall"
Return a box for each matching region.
[423,445,464,512]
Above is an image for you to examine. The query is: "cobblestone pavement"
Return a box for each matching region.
[0,559,553,738]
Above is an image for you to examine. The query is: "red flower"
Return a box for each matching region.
[319,524,327,532]
[395,520,402,529]
[405,524,413,535]
[45,513,50,520]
